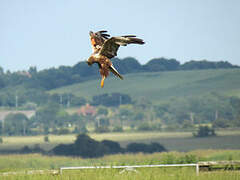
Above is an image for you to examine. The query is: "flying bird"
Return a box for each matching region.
[87,30,145,88]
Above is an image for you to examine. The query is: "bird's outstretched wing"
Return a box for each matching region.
[90,30,110,53]
[99,36,145,58]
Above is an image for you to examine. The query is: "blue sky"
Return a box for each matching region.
[1,0,240,71]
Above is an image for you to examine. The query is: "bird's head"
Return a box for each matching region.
[87,56,94,66]
[89,31,94,38]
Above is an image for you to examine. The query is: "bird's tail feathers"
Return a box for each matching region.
[109,65,123,80]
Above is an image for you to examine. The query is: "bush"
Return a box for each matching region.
[137,122,153,131]
[73,126,88,134]
[51,134,166,158]
[101,140,124,154]
[94,126,110,133]
[52,134,108,158]
[112,126,123,132]
[126,142,166,153]
[212,118,230,128]
[0,137,3,144]
[20,144,45,154]
[44,136,49,142]
[57,128,70,135]
[193,126,216,137]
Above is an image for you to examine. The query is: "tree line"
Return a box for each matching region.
[0,86,131,108]
[15,134,166,158]
[1,92,240,137]
[0,58,238,90]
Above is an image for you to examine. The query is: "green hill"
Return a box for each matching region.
[49,69,240,102]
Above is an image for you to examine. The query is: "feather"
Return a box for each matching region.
[109,65,123,80]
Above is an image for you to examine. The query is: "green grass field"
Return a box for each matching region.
[49,69,240,102]
[1,131,240,179]
[0,150,240,179]
[1,168,240,180]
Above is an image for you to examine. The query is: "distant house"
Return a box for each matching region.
[0,110,35,121]
[78,104,96,116]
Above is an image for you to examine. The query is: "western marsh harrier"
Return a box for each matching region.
[87,30,145,88]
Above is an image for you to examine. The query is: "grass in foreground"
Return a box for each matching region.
[0,150,240,179]
[0,150,240,171]
[1,168,240,180]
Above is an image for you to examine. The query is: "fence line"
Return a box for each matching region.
[60,163,199,175]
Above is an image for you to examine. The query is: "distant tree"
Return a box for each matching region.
[95,117,110,133]
[92,93,132,107]
[28,66,37,76]
[212,118,230,128]
[44,136,49,142]
[137,122,153,131]
[97,106,109,116]
[180,60,238,70]
[56,128,71,135]
[72,61,98,78]
[193,126,216,137]
[118,106,133,123]
[53,134,108,158]
[112,126,123,132]
[111,57,142,74]
[69,96,86,107]
[143,58,180,72]
[33,102,61,133]
[0,67,4,75]
[0,77,5,89]
[4,113,29,136]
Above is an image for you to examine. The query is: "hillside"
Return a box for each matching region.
[49,68,240,102]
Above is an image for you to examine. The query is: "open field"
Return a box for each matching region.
[0,150,240,179]
[1,168,240,180]
[0,130,240,152]
[1,150,240,170]
[49,69,240,102]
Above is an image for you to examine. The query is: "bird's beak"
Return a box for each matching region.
[89,31,94,37]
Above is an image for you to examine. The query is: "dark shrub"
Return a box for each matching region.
[126,142,166,153]
[137,122,153,131]
[101,140,124,154]
[44,136,49,142]
[52,134,107,158]
[112,126,123,132]
[193,126,216,137]
[94,126,110,133]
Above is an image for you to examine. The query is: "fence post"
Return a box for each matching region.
[196,164,199,176]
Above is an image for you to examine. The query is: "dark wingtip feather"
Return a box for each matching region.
[130,37,145,45]
[99,30,108,33]
[122,35,137,38]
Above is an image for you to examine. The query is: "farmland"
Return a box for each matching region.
[49,69,240,102]
[0,130,240,152]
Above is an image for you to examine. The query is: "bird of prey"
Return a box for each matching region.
[87,30,145,88]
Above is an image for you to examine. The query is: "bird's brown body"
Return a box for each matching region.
[87,30,144,88]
